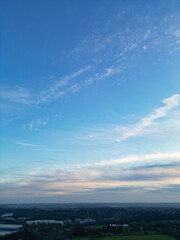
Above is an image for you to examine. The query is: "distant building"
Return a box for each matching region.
[109,224,121,227]
[26,220,63,225]
[18,217,27,220]
[109,223,129,227]
[80,218,96,224]
[64,219,72,223]
[75,218,81,222]
[122,224,129,227]
[55,221,64,224]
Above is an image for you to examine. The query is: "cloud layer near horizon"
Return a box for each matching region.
[1,151,180,202]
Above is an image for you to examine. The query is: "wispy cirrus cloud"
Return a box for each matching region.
[15,141,55,152]
[15,141,44,147]
[1,12,180,109]
[0,66,91,106]
[36,65,91,104]
[0,86,33,105]
[23,117,49,131]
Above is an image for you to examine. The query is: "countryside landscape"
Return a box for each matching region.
[0,0,180,239]
[0,203,180,239]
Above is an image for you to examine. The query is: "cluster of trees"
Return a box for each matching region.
[1,206,180,223]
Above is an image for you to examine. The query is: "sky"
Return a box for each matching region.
[0,0,180,203]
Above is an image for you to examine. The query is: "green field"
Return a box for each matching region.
[74,235,176,240]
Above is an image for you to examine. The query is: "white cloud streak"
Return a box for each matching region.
[86,151,180,168]
[15,142,45,147]
[116,94,180,142]
[82,94,180,144]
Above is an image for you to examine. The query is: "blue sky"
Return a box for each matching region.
[0,0,180,203]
